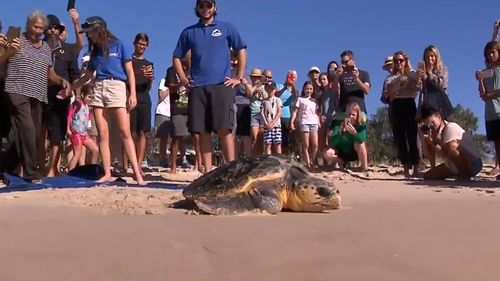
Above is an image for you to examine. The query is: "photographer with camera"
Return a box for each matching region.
[323,102,368,171]
[476,41,500,180]
[420,104,482,180]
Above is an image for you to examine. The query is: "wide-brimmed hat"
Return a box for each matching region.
[383,56,393,67]
[249,68,262,77]
[80,16,107,33]
[47,14,65,33]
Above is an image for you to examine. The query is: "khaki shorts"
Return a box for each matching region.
[90,79,127,108]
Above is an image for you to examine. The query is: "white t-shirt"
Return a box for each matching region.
[440,121,481,162]
[155,78,171,117]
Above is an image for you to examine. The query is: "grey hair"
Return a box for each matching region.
[26,11,47,30]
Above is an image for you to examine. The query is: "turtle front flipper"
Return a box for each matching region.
[194,180,284,215]
[194,192,257,215]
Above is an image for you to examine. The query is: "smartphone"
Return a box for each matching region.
[417,61,425,71]
[287,71,297,83]
[6,26,21,43]
[344,117,351,126]
[67,0,76,11]
[480,69,494,79]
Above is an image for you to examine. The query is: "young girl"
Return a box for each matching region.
[67,85,99,171]
[70,16,145,184]
[290,81,320,168]
[476,41,500,180]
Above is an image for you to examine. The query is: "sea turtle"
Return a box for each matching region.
[182,154,341,215]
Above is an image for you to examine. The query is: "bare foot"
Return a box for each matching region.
[97,174,112,183]
[170,168,177,174]
[488,166,500,176]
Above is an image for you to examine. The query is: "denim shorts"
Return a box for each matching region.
[301,124,319,132]
[250,114,261,127]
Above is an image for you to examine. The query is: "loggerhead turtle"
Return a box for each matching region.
[182,154,341,215]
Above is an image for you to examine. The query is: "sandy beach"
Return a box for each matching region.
[0,167,499,281]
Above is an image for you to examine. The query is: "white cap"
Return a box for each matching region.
[308,66,320,73]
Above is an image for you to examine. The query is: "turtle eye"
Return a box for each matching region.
[317,187,332,197]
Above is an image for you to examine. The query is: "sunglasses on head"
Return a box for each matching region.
[198,2,214,9]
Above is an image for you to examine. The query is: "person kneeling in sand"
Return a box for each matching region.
[419,104,483,180]
[322,102,368,171]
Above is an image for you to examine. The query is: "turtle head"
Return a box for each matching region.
[287,176,341,212]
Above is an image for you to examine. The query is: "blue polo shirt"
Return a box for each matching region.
[89,39,132,81]
[173,20,247,88]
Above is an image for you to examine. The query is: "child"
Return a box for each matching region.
[290,81,320,168]
[66,84,99,171]
[261,80,282,154]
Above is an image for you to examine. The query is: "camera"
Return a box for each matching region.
[420,123,434,132]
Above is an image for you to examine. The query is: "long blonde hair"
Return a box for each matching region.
[346,102,367,125]
[423,45,445,72]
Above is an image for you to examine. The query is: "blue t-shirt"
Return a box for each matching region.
[89,39,132,81]
[173,20,247,87]
[278,83,294,119]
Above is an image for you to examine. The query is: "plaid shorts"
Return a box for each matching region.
[263,127,282,145]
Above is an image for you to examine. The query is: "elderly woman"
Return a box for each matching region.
[0,11,70,183]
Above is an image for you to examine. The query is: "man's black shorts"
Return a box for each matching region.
[188,84,235,134]
[130,102,152,134]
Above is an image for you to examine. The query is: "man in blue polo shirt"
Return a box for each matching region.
[173,0,247,172]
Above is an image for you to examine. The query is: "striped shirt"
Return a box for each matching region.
[5,33,52,103]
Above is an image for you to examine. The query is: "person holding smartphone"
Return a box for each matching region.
[332,50,371,113]
[476,41,500,180]
[0,12,71,183]
[383,51,423,177]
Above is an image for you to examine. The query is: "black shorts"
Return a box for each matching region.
[188,84,235,133]
[486,119,500,141]
[44,105,69,143]
[130,102,152,134]
[281,118,291,148]
[337,148,358,162]
[236,104,251,136]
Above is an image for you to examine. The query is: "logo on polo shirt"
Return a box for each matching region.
[211,29,222,37]
[110,52,118,57]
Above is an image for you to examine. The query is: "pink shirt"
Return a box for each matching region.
[295,97,319,125]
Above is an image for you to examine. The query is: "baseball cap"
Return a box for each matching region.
[264,80,278,89]
[47,14,65,33]
[308,66,320,73]
[80,16,107,33]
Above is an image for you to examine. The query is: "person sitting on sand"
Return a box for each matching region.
[323,102,368,171]
[419,104,483,180]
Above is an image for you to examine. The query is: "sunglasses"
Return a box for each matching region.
[198,2,214,9]
[264,75,272,79]
[341,58,351,65]
[394,58,405,63]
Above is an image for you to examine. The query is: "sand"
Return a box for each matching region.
[0,166,499,281]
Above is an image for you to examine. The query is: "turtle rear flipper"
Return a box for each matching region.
[195,181,283,215]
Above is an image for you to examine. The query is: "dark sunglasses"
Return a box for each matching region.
[264,75,272,79]
[341,58,351,65]
[198,2,214,9]
[394,58,405,63]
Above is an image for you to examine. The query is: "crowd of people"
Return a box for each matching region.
[0,0,499,184]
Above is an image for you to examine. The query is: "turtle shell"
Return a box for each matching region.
[182,154,298,200]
